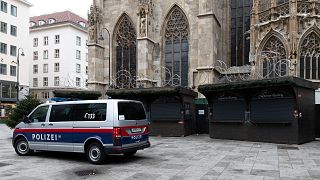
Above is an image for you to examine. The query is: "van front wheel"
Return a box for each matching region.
[124,150,137,158]
[86,143,106,164]
[14,138,33,156]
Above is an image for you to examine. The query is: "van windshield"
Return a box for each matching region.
[118,102,146,120]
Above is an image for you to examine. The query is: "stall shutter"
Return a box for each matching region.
[251,98,294,123]
[151,103,180,120]
[212,100,246,122]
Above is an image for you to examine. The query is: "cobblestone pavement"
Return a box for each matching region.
[2,124,320,180]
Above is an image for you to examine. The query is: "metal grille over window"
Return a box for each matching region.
[300,32,320,80]
[164,6,189,87]
[115,14,137,88]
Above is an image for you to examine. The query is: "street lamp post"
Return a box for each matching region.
[16,48,25,102]
[99,28,111,86]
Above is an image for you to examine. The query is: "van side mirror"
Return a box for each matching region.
[23,117,31,124]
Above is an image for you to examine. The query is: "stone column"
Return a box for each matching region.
[289,0,298,76]
[87,3,106,96]
[136,0,155,88]
[195,0,217,86]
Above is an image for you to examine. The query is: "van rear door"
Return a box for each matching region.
[115,101,149,146]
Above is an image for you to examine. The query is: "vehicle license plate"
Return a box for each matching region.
[131,128,142,133]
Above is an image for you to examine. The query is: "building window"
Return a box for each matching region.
[115,14,137,88]
[55,35,60,44]
[38,20,45,26]
[54,76,59,86]
[43,50,48,59]
[164,6,189,86]
[76,36,81,46]
[260,36,287,78]
[33,65,38,74]
[86,66,88,74]
[33,78,38,87]
[54,49,60,58]
[41,91,50,99]
[44,36,48,45]
[10,45,16,56]
[33,38,38,47]
[76,50,81,59]
[10,65,16,76]
[33,51,38,60]
[10,25,17,36]
[76,64,81,73]
[0,64,7,75]
[0,21,7,33]
[230,0,252,66]
[76,77,81,87]
[30,22,35,27]
[43,77,48,87]
[43,64,48,73]
[48,18,55,24]
[0,1,7,13]
[0,42,7,54]
[54,63,59,72]
[10,5,17,17]
[300,32,320,80]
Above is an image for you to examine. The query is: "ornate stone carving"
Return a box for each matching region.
[259,0,271,12]
[137,0,153,37]
[88,5,102,43]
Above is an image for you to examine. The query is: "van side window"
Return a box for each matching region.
[71,103,106,121]
[118,102,146,120]
[49,105,72,122]
[29,106,49,123]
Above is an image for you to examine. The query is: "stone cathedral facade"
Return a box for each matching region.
[87,0,230,95]
[250,0,320,81]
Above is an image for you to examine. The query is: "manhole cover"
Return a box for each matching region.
[74,169,100,177]
[277,145,299,150]
[0,163,11,167]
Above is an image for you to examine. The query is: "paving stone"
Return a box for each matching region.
[250,169,280,177]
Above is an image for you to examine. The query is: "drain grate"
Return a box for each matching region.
[74,169,100,177]
[277,145,299,150]
[0,163,11,167]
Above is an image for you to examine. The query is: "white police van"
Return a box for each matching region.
[12,99,150,164]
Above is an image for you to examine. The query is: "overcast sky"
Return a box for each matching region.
[28,0,92,19]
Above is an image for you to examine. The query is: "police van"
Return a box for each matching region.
[12,99,150,164]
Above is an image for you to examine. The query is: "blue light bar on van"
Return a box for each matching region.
[50,97,81,102]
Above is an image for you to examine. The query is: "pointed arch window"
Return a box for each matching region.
[164,6,189,87]
[114,14,137,87]
[261,36,287,78]
[300,32,320,80]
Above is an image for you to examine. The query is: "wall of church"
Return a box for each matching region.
[88,0,230,94]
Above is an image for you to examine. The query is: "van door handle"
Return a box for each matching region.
[41,123,45,127]
[48,123,53,126]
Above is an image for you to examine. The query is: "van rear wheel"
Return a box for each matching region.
[14,138,33,156]
[86,142,106,165]
[124,150,137,158]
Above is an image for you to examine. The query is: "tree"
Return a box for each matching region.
[5,95,41,129]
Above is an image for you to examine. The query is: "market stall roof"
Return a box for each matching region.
[199,76,318,93]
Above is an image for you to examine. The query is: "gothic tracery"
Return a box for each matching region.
[164,6,189,86]
[114,14,137,88]
[300,32,320,80]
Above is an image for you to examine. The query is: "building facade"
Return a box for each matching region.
[87,0,230,96]
[0,0,31,117]
[29,11,89,102]
[250,0,320,81]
